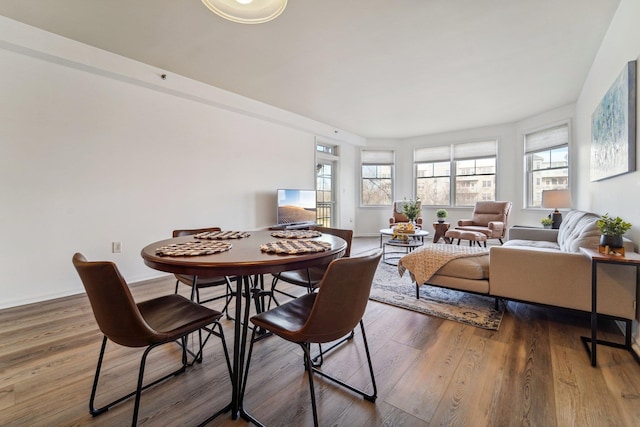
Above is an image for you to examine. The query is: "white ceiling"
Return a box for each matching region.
[0,0,621,139]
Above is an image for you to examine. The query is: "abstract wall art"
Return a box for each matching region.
[590,60,636,181]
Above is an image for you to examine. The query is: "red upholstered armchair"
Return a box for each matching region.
[456,201,512,244]
[389,200,423,227]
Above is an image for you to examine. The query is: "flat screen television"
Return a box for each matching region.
[277,189,317,226]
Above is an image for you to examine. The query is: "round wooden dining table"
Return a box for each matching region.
[140,229,347,423]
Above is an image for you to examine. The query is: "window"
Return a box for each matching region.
[316,143,337,155]
[415,140,497,206]
[316,141,338,227]
[524,124,569,208]
[415,145,450,205]
[361,150,394,206]
[316,162,333,227]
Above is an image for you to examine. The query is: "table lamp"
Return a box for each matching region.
[541,190,572,229]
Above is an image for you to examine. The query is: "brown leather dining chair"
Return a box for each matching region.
[267,226,354,364]
[241,250,382,427]
[72,253,231,426]
[173,227,233,313]
[269,226,353,302]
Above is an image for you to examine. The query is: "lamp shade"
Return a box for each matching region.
[541,190,571,210]
[201,0,287,24]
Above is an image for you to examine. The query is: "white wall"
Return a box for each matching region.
[357,0,640,348]
[574,0,640,347]
[355,105,576,236]
[0,18,362,308]
[575,0,640,246]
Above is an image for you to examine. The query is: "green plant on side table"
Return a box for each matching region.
[402,198,421,223]
[436,209,448,223]
[540,217,553,228]
[597,213,632,249]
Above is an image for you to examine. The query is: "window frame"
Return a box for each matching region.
[414,140,497,207]
[524,123,570,208]
[360,149,394,207]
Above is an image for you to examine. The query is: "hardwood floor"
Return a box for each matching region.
[1,237,640,426]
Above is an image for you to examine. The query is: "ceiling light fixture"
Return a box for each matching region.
[201,0,287,24]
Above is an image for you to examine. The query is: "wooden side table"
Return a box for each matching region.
[579,247,640,367]
[432,221,450,243]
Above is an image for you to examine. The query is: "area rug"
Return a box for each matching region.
[369,261,504,330]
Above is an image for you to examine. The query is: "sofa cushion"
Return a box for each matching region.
[436,254,489,280]
[503,239,560,250]
[557,210,601,253]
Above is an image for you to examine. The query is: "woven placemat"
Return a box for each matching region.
[194,231,250,240]
[156,241,232,257]
[260,240,331,254]
[270,230,321,239]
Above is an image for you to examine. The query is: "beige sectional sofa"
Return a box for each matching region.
[425,210,637,320]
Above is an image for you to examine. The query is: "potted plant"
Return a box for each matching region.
[540,217,553,228]
[401,198,421,224]
[596,213,632,248]
[436,209,448,223]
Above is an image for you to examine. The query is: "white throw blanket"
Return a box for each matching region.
[398,244,489,285]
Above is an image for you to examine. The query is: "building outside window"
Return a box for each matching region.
[361,149,394,206]
[524,123,569,207]
[415,140,497,206]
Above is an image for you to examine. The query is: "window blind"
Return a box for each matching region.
[453,140,497,160]
[361,149,394,165]
[525,124,569,153]
[414,145,451,162]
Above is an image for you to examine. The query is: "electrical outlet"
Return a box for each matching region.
[112,241,122,253]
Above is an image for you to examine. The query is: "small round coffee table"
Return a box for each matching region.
[379,228,429,265]
[382,239,424,265]
[379,228,429,248]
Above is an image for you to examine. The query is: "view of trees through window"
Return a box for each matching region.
[361,149,394,206]
[415,141,497,206]
[362,164,393,205]
[416,161,450,205]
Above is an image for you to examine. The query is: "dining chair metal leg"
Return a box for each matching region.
[301,342,319,427]
[307,320,377,402]
[269,270,314,302]
[183,275,232,363]
[242,321,377,427]
[238,327,267,427]
[240,327,257,402]
[177,276,204,363]
[175,275,233,318]
[222,277,234,319]
[132,342,165,426]
[187,322,232,378]
[90,323,229,426]
[310,330,355,367]
[89,336,109,417]
[90,337,187,426]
